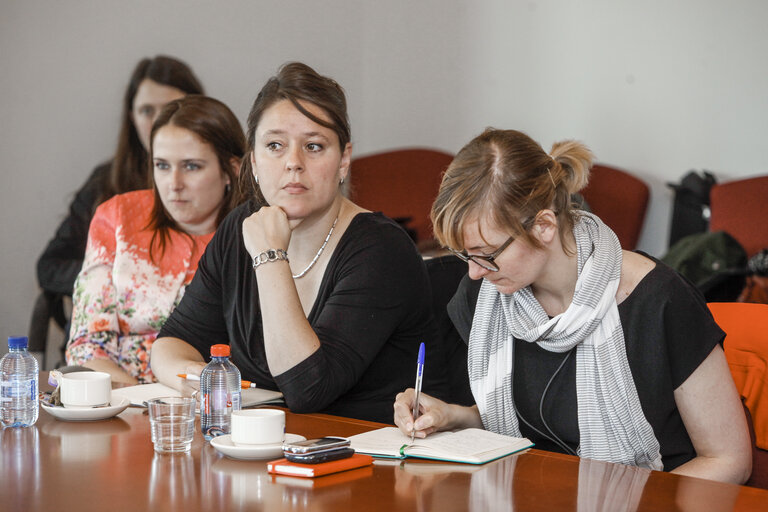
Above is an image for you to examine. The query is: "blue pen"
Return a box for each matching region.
[410,342,425,443]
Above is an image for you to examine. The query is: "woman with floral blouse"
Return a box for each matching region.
[65,95,245,384]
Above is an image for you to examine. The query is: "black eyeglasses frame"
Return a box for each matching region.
[448,236,514,272]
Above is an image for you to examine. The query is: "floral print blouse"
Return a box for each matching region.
[66,189,214,382]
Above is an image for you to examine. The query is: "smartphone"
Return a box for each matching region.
[284,447,355,464]
[282,436,350,454]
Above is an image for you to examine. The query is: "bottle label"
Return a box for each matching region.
[203,389,231,413]
[0,378,37,401]
[212,389,230,412]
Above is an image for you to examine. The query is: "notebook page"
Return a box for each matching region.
[111,382,181,406]
[411,428,527,459]
[350,427,453,457]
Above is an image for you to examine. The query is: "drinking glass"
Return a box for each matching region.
[148,397,196,453]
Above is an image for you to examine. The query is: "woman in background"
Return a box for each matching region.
[37,55,204,298]
[65,96,244,384]
[151,62,447,424]
[394,128,751,484]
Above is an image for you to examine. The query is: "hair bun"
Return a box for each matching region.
[549,140,593,194]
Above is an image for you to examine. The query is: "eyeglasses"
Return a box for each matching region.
[448,236,514,272]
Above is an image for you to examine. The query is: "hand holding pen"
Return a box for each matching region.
[410,342,425,443]
[177,373,258,390]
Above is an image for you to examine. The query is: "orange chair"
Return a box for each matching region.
[349,148,453,245]
[580,164,650,250]
[709,175,768,258]
[708,302,768,488]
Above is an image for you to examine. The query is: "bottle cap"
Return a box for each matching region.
[210,344,230,357]
[8,336,28,349]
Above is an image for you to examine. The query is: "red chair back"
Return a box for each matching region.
[580,164,649,250]
[709,175,768,258]
[350,149,453,244]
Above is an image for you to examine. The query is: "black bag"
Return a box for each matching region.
[738,249,768,304]
[662,230,748,301]
[667,170,716,247]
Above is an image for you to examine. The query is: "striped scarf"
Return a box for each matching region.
[468,212,662,470]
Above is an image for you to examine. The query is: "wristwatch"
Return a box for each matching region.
[252,249,289,271]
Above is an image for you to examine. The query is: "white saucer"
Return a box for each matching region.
[40,394,131,421]
[211,433,306,460]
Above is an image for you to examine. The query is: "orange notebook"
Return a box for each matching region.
[271,466,374,488]
[266,453,374,478]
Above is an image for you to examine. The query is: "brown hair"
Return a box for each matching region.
[98,55,204,206]
[146,95,245,260]
[431,128,593,252]
[240,62,351,203]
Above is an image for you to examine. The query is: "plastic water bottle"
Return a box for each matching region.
[200,344,241,440]
[1,336,39,428]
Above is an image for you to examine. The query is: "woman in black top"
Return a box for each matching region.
[37,55,204,297]
[152,63,446,423]
[393,129,750,483]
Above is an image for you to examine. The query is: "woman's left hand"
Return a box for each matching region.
[184,362,206,378]
[242,206,293,258]
[180,361,206,396]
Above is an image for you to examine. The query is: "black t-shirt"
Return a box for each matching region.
[447,256,724,471]
[159,200,447,424]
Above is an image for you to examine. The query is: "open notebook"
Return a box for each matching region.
[349,427,533,465]
[112,382,283,408]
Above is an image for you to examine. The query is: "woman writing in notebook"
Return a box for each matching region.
[151,62,445,423]
[66,96,244,384]
[393,129,751,484]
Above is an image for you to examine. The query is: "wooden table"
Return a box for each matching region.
[1,383,767,511]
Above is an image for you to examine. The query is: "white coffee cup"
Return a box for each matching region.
[230,409,285,446]
[60,371,112,408]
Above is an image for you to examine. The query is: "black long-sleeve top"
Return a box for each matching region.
[158,200,448,424]
[37,162,111,295]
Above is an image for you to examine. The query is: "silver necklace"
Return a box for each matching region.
[292,216,338,279]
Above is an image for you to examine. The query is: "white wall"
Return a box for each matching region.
[460,0,768,255]
[2,0,767,349]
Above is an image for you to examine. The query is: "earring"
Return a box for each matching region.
[254,175,259,185]
[225,183,231,195]
[339,177,345,185]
